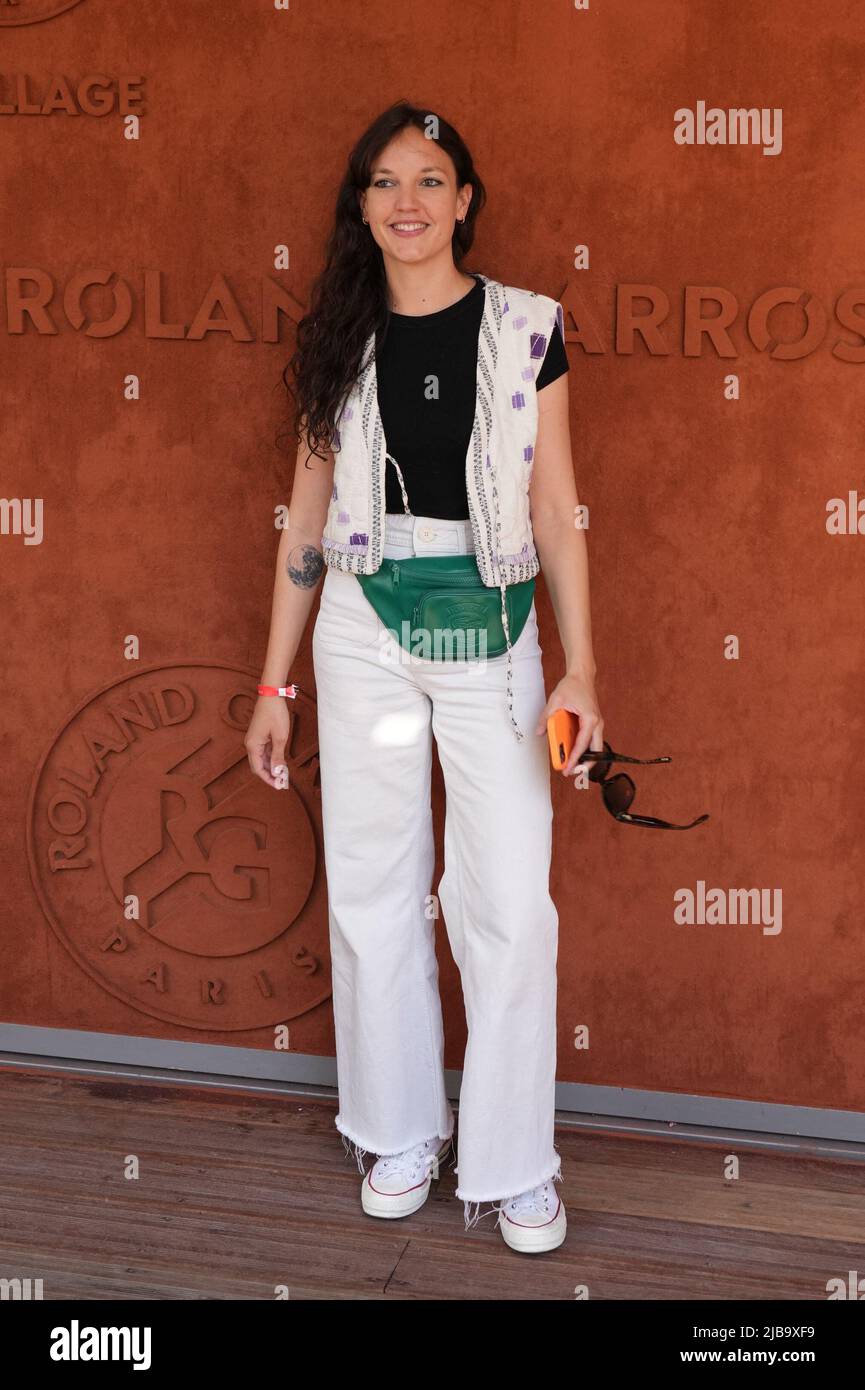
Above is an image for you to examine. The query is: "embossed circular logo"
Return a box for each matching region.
[27,662,331,1030]
[441,598,490,630]
[0,1,87,26]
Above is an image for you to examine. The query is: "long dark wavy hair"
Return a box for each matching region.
[282,100,487,464]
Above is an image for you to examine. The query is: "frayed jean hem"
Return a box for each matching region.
[335,1114,455,1176]
[458,1150,563,1231]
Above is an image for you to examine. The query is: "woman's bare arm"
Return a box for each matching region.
[259,426,334,689]
[245,424,333,787]
[529,372,596,681]
[528,371,603,771]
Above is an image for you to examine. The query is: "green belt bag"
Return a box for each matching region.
[356,555,536,661]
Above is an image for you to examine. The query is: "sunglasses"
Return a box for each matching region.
[573,741,709,830]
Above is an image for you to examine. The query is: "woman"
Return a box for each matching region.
[245,100,603,1255]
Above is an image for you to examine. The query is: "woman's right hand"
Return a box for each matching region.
[244,695,292,789]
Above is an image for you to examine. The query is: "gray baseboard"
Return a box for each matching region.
[2,1022,864,1150]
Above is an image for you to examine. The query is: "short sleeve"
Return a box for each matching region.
[535,319,568,391]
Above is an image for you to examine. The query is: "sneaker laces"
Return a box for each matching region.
[373,1136,445,1183]
[503,1180,556,1217]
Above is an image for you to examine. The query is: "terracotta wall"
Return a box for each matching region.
[4,0,863,1111]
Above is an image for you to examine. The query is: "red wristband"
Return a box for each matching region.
[258,683,299,698]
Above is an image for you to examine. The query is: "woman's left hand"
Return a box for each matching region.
[535,671,604,776]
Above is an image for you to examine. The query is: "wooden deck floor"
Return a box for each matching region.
[0,1069,862,1300]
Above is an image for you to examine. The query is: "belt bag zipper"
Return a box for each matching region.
[390,562,493,587]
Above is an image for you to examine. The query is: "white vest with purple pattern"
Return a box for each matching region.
[321,274,564,587]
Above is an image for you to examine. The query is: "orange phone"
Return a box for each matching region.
[547,708,580,772]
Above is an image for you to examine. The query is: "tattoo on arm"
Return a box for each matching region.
[286,544,324,589]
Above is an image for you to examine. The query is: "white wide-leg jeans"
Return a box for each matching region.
[312,512,562,1228]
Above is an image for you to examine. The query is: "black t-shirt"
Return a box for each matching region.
[376,272,568,520]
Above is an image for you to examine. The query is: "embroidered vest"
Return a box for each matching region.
[320,274,564,741]
[321,274,564,584]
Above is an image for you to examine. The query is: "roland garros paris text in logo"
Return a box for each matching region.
[27,662,331,1030]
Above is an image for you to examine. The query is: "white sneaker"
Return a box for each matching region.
[361,1135,454,1219]
[497,1180,567,1253]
